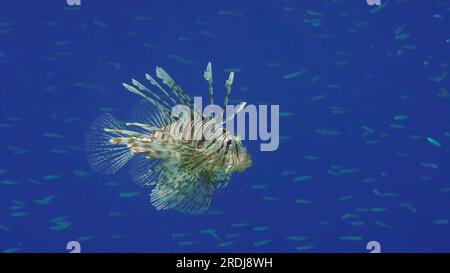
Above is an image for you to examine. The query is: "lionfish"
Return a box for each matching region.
[85,62,252,214]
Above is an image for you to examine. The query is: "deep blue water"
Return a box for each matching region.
[0,0,449,253]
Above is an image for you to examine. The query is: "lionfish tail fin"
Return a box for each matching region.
[84,113,135,175]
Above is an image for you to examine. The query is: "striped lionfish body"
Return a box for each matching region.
[85,62,252,214]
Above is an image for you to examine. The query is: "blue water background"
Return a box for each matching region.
[0,0,449,252]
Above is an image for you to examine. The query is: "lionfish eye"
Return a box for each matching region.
[226,140,232,146]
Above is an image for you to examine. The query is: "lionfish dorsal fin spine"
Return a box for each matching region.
[150,160,213,214]
[122,83,171,116]
[203,62,214,106]
[156,66,193,107]
[224,102,246,123]
[145,73,178,105]
[131,79,171,108]
[222,71,234,110]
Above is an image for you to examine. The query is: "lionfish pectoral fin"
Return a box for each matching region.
[84,113,135,174]
[128,154,161,188]
[150,160,213,214]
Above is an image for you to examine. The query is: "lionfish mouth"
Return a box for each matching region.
[237,157,252,172]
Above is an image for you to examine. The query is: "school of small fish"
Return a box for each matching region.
[0,0,449,252]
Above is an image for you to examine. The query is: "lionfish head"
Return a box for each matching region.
[224,135,252,173]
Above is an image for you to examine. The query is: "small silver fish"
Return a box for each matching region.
[85,62,252,214]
